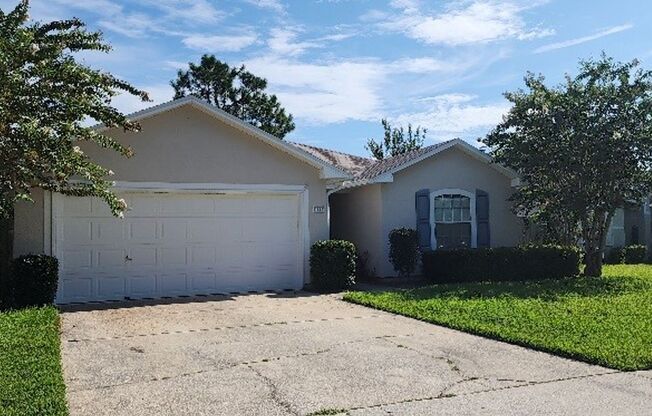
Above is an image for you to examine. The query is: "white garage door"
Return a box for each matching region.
[53,190,304,303]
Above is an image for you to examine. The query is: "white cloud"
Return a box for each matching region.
[243,0,285,13]
[245,56,385,124]
[393,94,510,139]
[110,84,174,116]
[267,28,320,56]
[534,24,634,54]
[182,34,258,52]
[381,1,553,45]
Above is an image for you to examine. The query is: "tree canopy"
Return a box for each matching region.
[171,55,295,138]
[0,0,149,218]
[483,54,652,276]
[366,119,426,160]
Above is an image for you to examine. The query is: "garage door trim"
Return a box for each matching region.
[48,182,310,303]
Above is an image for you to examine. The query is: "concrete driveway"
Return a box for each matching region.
[60,292,652,415]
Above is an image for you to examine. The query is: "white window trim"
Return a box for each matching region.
[430,189,477,250]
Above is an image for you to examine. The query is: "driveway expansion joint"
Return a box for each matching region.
[64,314,383,343]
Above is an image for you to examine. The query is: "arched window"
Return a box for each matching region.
[431,190,476,250]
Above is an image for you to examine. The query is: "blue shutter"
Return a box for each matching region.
[415,189,431,251]
[476,189,490,248]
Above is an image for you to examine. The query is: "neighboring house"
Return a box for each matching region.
[12,97,523,302]
[606,200,652,251]
[299,140,522,277]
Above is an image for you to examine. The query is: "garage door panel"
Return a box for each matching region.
[127,219,158,241]
[95,220,125,243]
[126,196,160,217]
[188,219,220,242]
[62,220,92,245]
[128,247,157,266]
[191,246,217,266]
[60,277,93,302]
[97,276,126,299]
[159,247,188,266]
[190,272,217,292]
[127,274,157,298]
[96,248,127,268]
[160,220,188,241]
[62,249,93,269]
[54,191,303,303]
[243,218,298,242]
[161,197,214,216]
[159,273,188,294]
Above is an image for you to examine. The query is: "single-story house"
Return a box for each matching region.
[12,96,523,303]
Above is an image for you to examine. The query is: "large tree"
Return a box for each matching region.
[171,55,295,138]
[366,119,426,160]
[0,1,149,219]
[483,54,652,277]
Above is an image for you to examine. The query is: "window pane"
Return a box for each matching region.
[461,207,471,221]
[452,198,461,209]
[434,197,444,209]
[443,207,452,222]
[453,207,461,222]
[461,197,470,208]
[434,207,443,221]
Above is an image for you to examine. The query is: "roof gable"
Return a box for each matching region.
[95,96,352,180]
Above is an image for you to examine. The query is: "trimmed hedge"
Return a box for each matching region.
[422,245,581,283]
[11,255,59,308]
[624,245,647,264]
[605,245,648,264]
[388,228,419,277]
[310,240,356,292]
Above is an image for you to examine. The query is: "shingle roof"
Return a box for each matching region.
[355,141,453,180]
[292,140,455,181]
[291,143,375,177]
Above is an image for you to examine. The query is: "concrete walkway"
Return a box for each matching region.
[60,292,652,415]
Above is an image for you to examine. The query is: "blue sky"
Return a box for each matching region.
[5,0,652,156]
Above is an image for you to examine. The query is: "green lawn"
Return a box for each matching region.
[344,264,652,371]
[0,307,68,416]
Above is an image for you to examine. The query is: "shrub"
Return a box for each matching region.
[310,240,356,292]
[603,247,624,264]
[422,245,581,283]
[355,250,376,280]
[388,228,419,277]
[11,255,59,308]
[622,245,647,264]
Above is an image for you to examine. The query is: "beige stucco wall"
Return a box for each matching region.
[14,188,46,255]
[329,184,383,275]
[13,105,330,269]
[378,147,522,276]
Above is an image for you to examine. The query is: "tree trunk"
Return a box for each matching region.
[584,248,603,277]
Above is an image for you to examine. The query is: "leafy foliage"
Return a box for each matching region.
[366,119,426,160]
[171,54,295,138]
[310,240,356,292]
[0,1,149,218]
[0,306,67,415]
[10,254,58,308]
[421,245,581,283]
[345,264,652,370]
[483,54,652,277]
[388,228,419,277]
